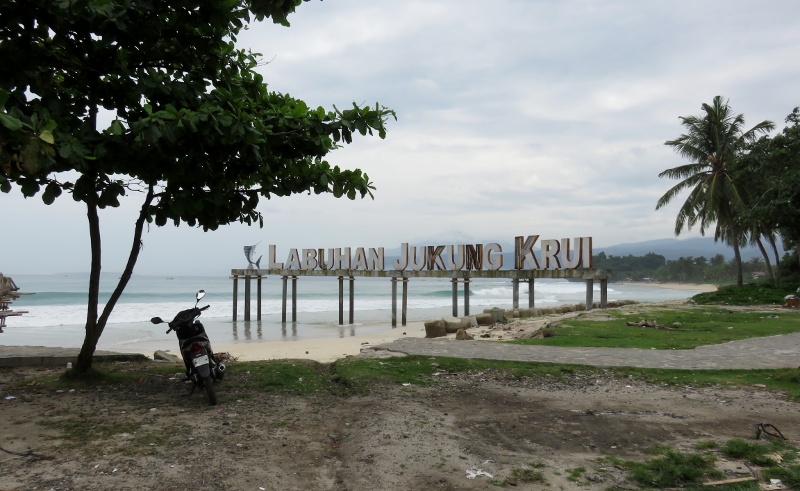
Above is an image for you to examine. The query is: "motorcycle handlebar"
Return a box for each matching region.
[200,305,210,311]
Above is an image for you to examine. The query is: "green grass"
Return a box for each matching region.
[721,438,796,466]
[509,467,546,483]
[508,307,800,350]
[610,439,800,490]
[40,414,141,442]
[763,465,800,488]
[565,466,585,482]
[625,450,722,488]
[40,353,800,402]
[692,282,800,306]
[226,360,334,395]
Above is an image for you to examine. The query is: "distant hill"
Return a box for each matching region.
[596,237,777,261]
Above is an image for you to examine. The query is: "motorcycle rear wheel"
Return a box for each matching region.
[202,375,217,406]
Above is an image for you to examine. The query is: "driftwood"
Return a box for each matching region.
[626,320,691,331]
[702,476,757,486]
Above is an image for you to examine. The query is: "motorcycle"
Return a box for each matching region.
[151,290,225,405]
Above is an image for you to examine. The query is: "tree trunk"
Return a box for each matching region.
[796,240,800,274]
[767,235,781,284]
[74,185,156,373]
[755,236,774,283]
[733,237,744,287]
[75,200,102,373]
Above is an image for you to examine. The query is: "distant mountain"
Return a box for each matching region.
[596,237,777,261]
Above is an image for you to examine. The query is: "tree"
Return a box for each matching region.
[734,108,800,274]
[0,0,396,373]
[656,96,773,287]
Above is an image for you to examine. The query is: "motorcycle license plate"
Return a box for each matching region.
[193,355,209,367]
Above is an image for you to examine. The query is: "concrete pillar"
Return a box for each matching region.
[291,276,297,322]
[232,275,239,321]
[349,276,355,325]
[257,276,262,320]
[601,278,608,308]
[281,276,288,323]
[391,277,397,327]
[402,278,408,326]
[512,278,519,310]
[338,276,344,325]
[586,279,594,311]
[244,275,251,321]
[528,278,535,308]
[463,278,470,316]
[451,278,458,317]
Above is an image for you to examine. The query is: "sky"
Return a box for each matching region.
[3,0,800,277]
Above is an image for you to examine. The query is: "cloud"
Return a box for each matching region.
[5,0,799,275]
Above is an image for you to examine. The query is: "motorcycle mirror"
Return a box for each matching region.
[151,317,164,324]
[196,290,206,301]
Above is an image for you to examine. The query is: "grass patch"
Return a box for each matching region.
[565,466,585,482]
[330,355,607,390]
[26,351,800,403]
[693,282,800,306]
[227,360,333,395]
[508,307,800,350]
[40,414,141,442]
[763,465,800,488]
[721,438,790,466]
[614,439,800,490]
[511,467,546,482]
[625,450,722,488]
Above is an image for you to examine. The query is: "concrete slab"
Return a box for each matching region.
[0,345,147,367]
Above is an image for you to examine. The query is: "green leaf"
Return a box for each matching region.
[108,120,125,135]
[42,182,62,205]
[0,113,24,131]
[39,129,55,144]
[20,179,40,197]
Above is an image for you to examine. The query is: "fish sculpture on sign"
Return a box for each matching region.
[244,243,262,270]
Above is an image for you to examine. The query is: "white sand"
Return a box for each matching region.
[214,321,428,363]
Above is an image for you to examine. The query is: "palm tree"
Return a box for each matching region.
[656,96,774,287]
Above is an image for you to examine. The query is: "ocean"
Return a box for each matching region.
[2,274,706,352]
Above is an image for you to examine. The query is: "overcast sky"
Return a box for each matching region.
[4,0,799,276]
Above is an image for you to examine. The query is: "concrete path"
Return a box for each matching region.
[0,346,145,368]
[372,333,800,370]
[4,332,800,369]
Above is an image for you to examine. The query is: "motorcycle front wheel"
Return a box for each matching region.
[202,375,217,406]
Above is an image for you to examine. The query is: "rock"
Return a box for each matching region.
[443,316,469,333]
[154,350,181,363]
[475,313,494,326]
[518,308,535,318]
[455,329,474,340]
[467,316,479,327]
[483,307,506,323]
[424,320,446,338]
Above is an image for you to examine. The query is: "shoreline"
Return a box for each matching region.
[616,281,717,292]
[6,283,716,364]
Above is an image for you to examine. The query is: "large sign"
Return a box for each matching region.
[264,235,592,272]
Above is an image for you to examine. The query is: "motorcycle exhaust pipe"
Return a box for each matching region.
[217,363,226,373]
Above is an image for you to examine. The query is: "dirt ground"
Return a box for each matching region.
[1,303,799,490]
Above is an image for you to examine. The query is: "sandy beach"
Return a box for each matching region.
[214,321,428,363]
